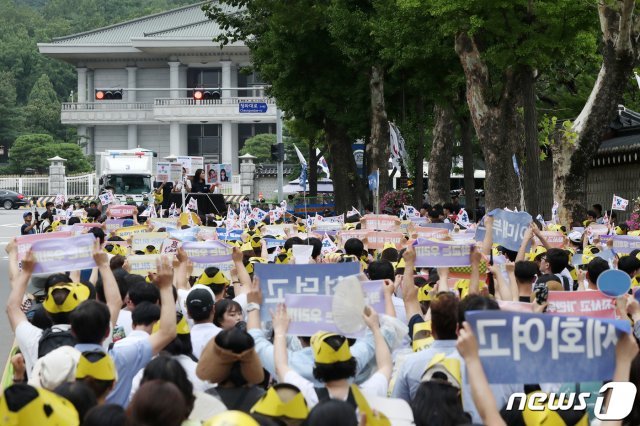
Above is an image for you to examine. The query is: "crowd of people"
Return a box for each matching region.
[2,196,640,426]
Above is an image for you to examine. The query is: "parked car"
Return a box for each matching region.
[0,190,28,210]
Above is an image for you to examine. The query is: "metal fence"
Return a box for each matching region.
[0,175,50,197]
[65,173,96,197]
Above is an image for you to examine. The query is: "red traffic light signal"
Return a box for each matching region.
[194,90,204,100]
[95,89,123,100]
[192,89,221,101]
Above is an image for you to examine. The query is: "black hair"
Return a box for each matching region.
[284,237,304,251]
[312,335,356,383]
[380,247,399,263]
[427,209,441,220]
[127,280,160,305]
[306,400,358,426]
[304,238,323,259]
[592,204,603,214]
[132,302,161,327]
[367,260,395,281]
[140,355,195,414]
[430,293,460,339]
[458,294,500,326]
[443,202,455,212]
[618,256,640,277]
[88,227,105,244]
[545,248,569,274]
[215,327,256,386]
[109,255,126,271]
[497,246,518,262]
[586,257,609,284]
[54,382,97,421]
[68,217,81,226]
[44,274,71,292]
[45,201,54,208]
[411,381,470,426]
[344,238,365,257]
[514,261,538,283]
[213,299,243,328]
[586,210,597,219]
[83,404,128,426]
[70,300,110,344]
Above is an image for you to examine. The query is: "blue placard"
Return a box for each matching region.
[254,263,360,322]
[466,310,630,384]
[474,209,532,252]
[239,102,268,113]
[418,222,455,230]
[597,269,631,297]
[264,238,286,249]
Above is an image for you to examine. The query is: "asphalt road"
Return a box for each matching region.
[0,207,36,363]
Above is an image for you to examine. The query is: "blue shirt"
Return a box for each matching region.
[76,338,152,407]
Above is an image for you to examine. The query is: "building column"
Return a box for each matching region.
[222,121,232,164]
[87,70,94,102]
[168,61,181,99]
[77,67,87,103]
[231,123,239,172]
[179,66,187,98]
[170,122,180,156]
[221,61,232,98]
[126,66,137,102]
[128,124,138,149]
[77,125,88,153]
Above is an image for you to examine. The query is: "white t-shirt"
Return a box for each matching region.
[115,310,133,338]
[15,322,71,375]
[284,370,389,408]
[190,323,221,359]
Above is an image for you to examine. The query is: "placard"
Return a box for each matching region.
[16,232,74,262]
[547,291,615,319]
[474,209,532,252]
[169,163,183,183]
[31,234,96,274]
[365,232,405,250]
[218,163,232,182]
[108,205,138,218]
[156,162,171,183]
[205,163,218,184]
[127,254,162,276]
[413,238,473,267]
[176,156,204,176]
[534,231,564,249]
[105,219,127,234]
[361,214,400,231]
[131,232,169,252]
[114,225,148,239]
[181,240,233,263]
[612,235,640,255]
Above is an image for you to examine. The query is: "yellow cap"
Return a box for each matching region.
[548,224,567,235]
[240,241,254,253]
[394,258,406,271]
[584,245,600,256]
[344,223,357,230]
[420,353,462,389]
[275,252,291,264]
[178,212,199,227]
[197,268,230,287]
[311,332,352,364]
[43,283,90,314]
[351,385,391,426]
[76,351,117,381]
[417,285,434,302]
[143,246,159,255]
[250,384,309,420]
[382,242,396,251]
[153,312,190,335]
[0,384,79,426]
[528,245,547,261]
[412,320,434,351]
[615,226,627,235]
[204,410,259,426]
[629,230,640,237]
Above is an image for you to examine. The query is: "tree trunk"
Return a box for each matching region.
[308,142,317,197]
[325,119,363,213]
[519,66,541,215]
[455,33,522,211]
[554,2,637,223]
[428,104,455,206]
[460,112,476,220]
[367,64,390,194]
[413,97,425,207]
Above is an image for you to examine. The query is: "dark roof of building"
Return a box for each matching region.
[255,164,296,177]
[599,106,640,154]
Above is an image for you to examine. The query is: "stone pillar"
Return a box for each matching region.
[77,125,88,153]
[231,123,239,172]
[170,122,180,156]
[127,124,138,149]
[126,66,137,102]
[168,61,181,99]
[221,60,232,98]
[77,67,87,103]
[239,154,256,198]
[221,121,232,164]
[48,156,67,196]
[179,66,187,98]
[87,70,94,102]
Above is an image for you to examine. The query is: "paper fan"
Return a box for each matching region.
[332,275,366,335]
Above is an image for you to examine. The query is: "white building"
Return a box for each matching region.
[38,2,276,173]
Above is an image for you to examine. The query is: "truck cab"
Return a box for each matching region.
[97,149,156,205]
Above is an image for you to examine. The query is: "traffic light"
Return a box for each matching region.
[193,89,221,101]
[270,144,284,162]
[95,89,123,100]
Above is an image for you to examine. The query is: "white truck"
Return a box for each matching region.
[97,149,156,205]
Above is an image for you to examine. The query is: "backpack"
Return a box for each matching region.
[38,327,76,358]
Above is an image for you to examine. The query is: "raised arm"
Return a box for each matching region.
[232,247,252,294]
[488,264,512,301]
[383,279,397,318]
[401,245,421,320]
[6,238,18,283]
[457,322,506,426]
[468,248,482,296]
[531,225,551,250]
[93,241,122,327]
[272,303,291,381]
[506,262,519,302]
[435,267,450,294]
[148,256,177,355]
[174,248,191,292]
[516,226,534,262]
[363,307,392,380]
[6,251,34,331]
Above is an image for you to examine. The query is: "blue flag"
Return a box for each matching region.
[474,208,532,252]
[368,172,378,191]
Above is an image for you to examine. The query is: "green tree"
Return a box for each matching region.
[24,73,65,138]
[0,71,22,157]
[240,133,276,163]
[8,133,91,174]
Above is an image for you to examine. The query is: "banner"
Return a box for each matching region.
[413,238,473,268]
[547,291,616,319]
[176,156,204,176]
[131,232,169,252]
[156,162,171,183]
[466,310,630,384]
[414,228,449,240]
[287,281,385,338]
[16,232,73,262]
[114,225,148,239]
[168,227,200,242]
[534,231,564,249]
[254,263,360,322]
[474,209,532,252]
[108,205,137,218]
[105,219,127,234]
[31,234,96,274]
[127,254,162,276]
[361,214,400,231]
[181,240,233,263]
[191,260,234,280]
[418,222,455,230]
[366,232,405,250]
[148,218,178,230]
[169,163,183,183]
[612,235,640,255]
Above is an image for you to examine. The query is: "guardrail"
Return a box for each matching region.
[62,102,153,110]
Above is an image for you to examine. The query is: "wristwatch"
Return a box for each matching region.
[246,302,261,312]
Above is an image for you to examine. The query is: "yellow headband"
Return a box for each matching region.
[412,320,434,352]
[76,352,117,381]
[351,385,391,426]
[311,332,352,364]
[417,285,433,303]
[241,241,254,253]
[152,313,190,335]
[204,410,259,426]
[197,269,229,287]
[43,283,90,314]
[250,385,309,420]
[421,353,462,389]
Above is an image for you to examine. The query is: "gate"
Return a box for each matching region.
[65,173,96,196]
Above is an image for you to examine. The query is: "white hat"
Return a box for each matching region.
[568,231,582,243]
[29,346,80,390]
